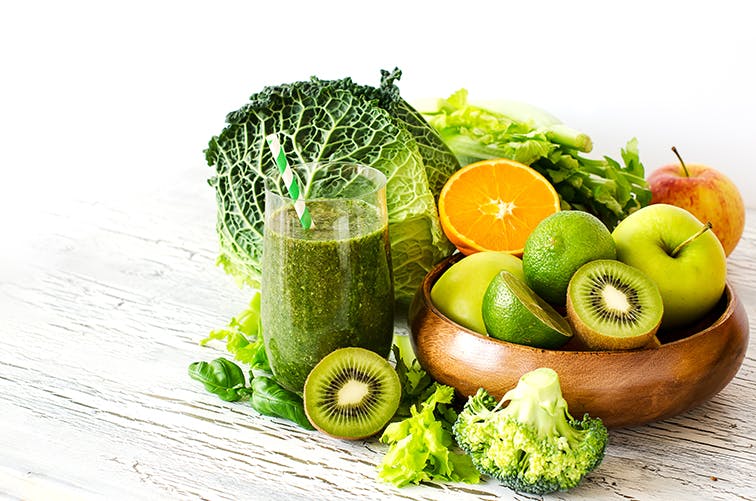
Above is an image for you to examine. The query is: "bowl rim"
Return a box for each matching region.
[420,253,737,356]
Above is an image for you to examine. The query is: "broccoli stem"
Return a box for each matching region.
[495,367,563,409]
[493,368,576,440]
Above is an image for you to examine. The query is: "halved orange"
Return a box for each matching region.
[438,158,561,256]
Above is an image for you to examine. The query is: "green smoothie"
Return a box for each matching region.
[261,198,394,393]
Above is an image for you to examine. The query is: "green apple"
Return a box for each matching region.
[611,204,726,328]
[431,251,524,334]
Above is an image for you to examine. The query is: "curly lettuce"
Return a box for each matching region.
[378,384,480,487]
[205,69,459,303]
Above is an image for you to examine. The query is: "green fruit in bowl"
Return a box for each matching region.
[482,271,573,349]
[431,251,524,334]
[611,203,726,328]
[566,259,663,350]
[523,210,617,306]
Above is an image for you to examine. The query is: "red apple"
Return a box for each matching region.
[647,147,745,256]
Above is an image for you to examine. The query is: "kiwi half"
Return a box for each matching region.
[566,259,663,350]
[303,347,400,440]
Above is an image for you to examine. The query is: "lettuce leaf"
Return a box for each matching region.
[377,384,480,487]
[205,69,459,304]
[199,292,270,373]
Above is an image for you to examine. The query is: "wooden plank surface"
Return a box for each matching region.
[1,165,754,500]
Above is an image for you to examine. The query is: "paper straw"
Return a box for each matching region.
[265,133,313,229]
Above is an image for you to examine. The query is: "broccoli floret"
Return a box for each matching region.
[453,367,608,495]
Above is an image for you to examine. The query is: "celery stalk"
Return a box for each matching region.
[544,123,593,153]
[473,99,592,153]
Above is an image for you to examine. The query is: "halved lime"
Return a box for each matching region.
[482,271,573,349]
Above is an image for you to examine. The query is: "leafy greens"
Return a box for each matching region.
[390,334,433,419]
[205,69,460,303]
[422,89,651,230]
[188,358,248,402]
[378,384,480,487]
[375,335,478,487]
[199,292,269,373]
[189,293,314,430]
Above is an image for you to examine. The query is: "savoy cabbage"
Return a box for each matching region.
[205,69,459,303]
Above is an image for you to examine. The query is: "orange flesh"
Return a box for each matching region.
[440,160,560,254]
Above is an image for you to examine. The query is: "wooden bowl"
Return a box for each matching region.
[409,254,750,428]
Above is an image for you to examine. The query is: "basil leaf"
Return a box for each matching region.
[249,376,314,430]
[188,358,248,402]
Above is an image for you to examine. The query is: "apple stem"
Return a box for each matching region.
[671,146,691,178]
[670,222,713,257]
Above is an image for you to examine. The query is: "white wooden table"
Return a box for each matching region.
[1,165,754,501]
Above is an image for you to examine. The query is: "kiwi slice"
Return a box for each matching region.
[566,259,663,350]
[303,347,400,440]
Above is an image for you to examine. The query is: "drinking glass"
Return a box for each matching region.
[260,161,394,393]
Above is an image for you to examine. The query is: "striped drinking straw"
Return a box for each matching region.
[265,133,314,229]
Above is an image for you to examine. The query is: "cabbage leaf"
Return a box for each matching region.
[205,69,458,303]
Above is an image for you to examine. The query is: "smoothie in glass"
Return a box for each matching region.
[260,163,394,393]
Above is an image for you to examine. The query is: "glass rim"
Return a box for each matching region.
[263,161,387,202]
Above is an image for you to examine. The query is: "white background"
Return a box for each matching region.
[1,0,754,225]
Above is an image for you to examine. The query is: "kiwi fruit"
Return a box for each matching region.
[566,259,663,350]
[303,347,400,440]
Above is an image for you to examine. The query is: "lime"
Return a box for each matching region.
[482,271,573,349]
[522,210,616,306]
[431,251,524,334]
